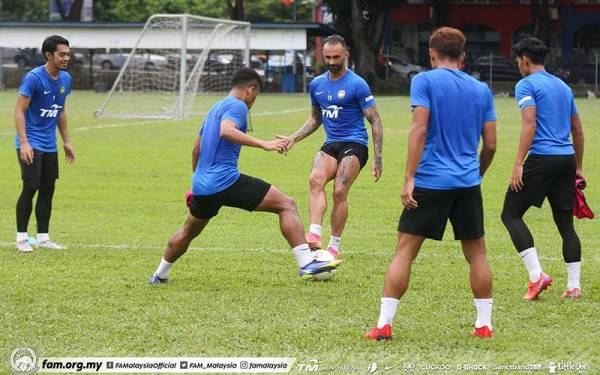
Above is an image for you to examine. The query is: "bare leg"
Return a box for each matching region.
[331,156,361,237]
[256,186,306,247]
[382,232,426,298]
[163,214,210,263]
[308,152,338,226]
[461,238,493,299]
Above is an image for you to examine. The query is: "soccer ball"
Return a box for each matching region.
[311,250,337,281]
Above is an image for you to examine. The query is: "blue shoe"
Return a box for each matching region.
[149,274,168,284]
[299,259,341,280]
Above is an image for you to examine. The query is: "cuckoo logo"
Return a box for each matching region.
[40,104,63,118]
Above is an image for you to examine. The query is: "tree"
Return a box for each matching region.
[226,0,244,21]
[93,0,228,22]
[431,0,449,27]
[325,0,402,86]
[531,0,550,43]
[0,0,49,21]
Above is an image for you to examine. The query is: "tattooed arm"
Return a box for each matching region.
[364,105,383,181]
[277,105,322,153]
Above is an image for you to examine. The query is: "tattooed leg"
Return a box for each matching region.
[331,155,361,237]
[308,151,338,226]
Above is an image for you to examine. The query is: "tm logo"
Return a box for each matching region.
[40,104,63,118]
[298,359,320,372]
[322,105,343,119]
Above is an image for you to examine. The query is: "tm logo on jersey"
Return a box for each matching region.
[39,104,63,118]
[322,105,343,119]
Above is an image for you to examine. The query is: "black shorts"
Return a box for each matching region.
[17,149,59,185]
[398,185,484,241]
[189,174,272,219]
[320,142,368,169]
[504,154,576,212]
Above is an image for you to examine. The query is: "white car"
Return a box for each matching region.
[95,51,167,70]
[382,55,426,81]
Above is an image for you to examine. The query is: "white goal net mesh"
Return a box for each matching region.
[95,14,250,119]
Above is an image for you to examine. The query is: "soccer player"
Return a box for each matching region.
[15,35,75,252]
[365,27,497,340]
[277,34,383,258]
[149,68,340,284]
[501,38,585,300]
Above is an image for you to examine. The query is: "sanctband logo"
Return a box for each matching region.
[322,105,343,119]
[9,347,37,374]
[39,104,63,118]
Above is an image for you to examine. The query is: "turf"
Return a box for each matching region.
[1,91,599,373]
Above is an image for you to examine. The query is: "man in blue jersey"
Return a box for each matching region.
[15,35,75,252]
[149,68,340,284]
[277,34,383,259]
[501,38,585,300]
[366,27,497,340]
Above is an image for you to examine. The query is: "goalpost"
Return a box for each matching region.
[95,14,251,120]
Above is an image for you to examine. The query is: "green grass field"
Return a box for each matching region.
[1,91,599,373]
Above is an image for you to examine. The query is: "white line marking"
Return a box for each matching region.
[1,241,598,262]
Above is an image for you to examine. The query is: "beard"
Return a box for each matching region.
[328,63,343,73]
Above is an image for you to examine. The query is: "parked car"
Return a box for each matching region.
[381,55,426,81]
[14,48,84,68]
[94,51,167,70]
[466,55,521,82]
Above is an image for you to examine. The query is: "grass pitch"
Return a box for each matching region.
[1,91,599,373]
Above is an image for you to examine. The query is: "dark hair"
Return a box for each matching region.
[323,34,347,50]
[42,35,70,60]
[428,27,466,61]
[512,38,548,65]
[232,67,263,90]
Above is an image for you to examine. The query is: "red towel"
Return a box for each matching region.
[573,178,594,219]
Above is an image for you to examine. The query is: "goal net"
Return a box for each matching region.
[95,14,251,119]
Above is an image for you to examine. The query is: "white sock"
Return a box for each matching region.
[566,261,581,290]
[17,232,28,242]
[37,233,50,242]
[474,298,493,330]
[155,257,173,279]
[293,244,313,268]
[520,247,542,282]
[309,224,322,237]
[328,236,341,251]
[376,297,399,328]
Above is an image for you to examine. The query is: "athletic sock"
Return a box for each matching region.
[566,261,581,290]
[17,232,28,242]
[309,224,322,237]
[520,247,543,282]
[155,257,173,279]
[376,297,399,328]
[293,244,313,268]
[37,233,50,243]
[474,298,493,330]
[328,236,341,251]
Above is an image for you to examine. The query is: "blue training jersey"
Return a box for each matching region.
[310,69,375,147]
[410,68,496,190]
[192,95,248,195]
[15,65,72,152]
[515,71,577,156]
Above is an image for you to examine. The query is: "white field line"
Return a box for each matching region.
[1,97,398,137]
[0,108,307,137]
[1,241,597,263]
